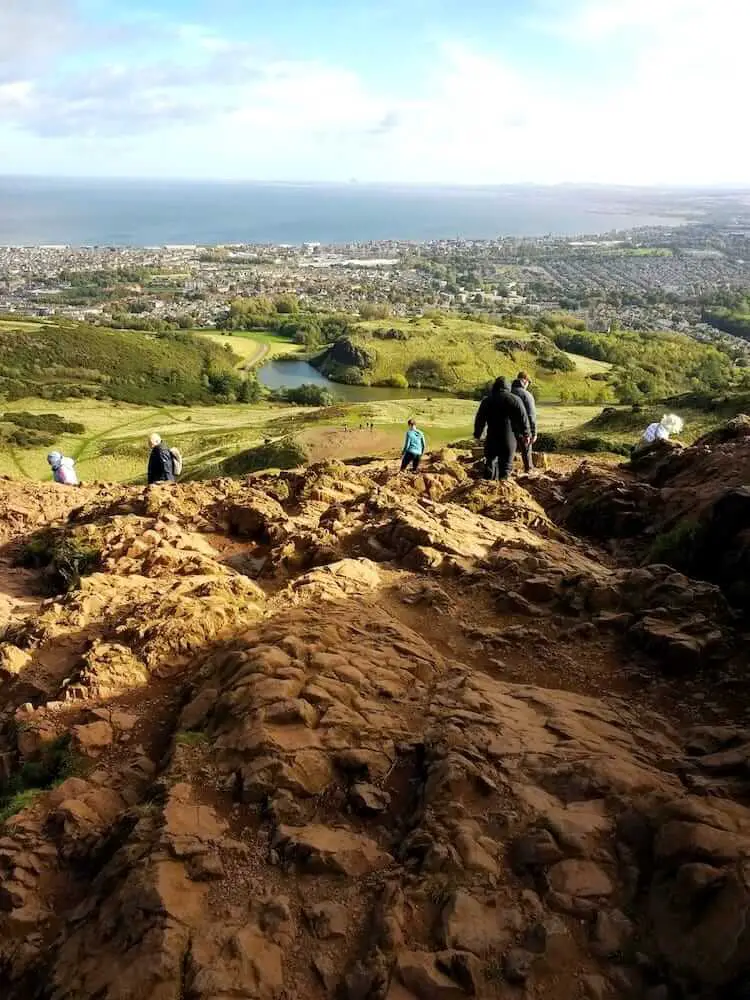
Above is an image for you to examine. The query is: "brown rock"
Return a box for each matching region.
[396,951,469,1000]
[349,783,391,815]
[312,952,339,994]
[511,828,564,870]
[441,890,520,956]
[72,720,114,755]
[276,824,392,875]
[592,909,634,959]
[503,948,535,985]
[187,853,225,881]
[306,900,349,939]
[654,820,748,866]
[548,860,614,899]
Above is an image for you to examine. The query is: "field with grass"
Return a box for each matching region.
[323,316,613,402]
[562,352,612,375]
[0,395,616,484]
[0,317,45,332]
[196,330,303,370]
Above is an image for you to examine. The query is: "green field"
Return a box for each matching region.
[562,352,612,375]
[0,396,611,484]
[197,330,303,365]
[0,318,45,331]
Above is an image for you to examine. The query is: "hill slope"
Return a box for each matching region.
[0,317,240,404]
[315,316,609,401]
[0,437,748,999]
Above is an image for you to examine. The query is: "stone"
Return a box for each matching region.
[276,824,392,875]
[334,748,395,781]
[349,783,391,815]
[72,720,114,755]
[187,853,225,881]
[592,909,634,959]
[547,860,614,899]
[441,890,520,956]
[312,953,338,994]
[306,901,348,939]
[503,948,534,985]
[511,828,564,870]
[654,821,748,866]
[396,951,468,1000]
[582,974,614,1000]
[521,577,558,603]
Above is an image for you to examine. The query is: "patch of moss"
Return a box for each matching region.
[17,527,102,592]
[174,731,209,747]
[647,519,701,568]
[0,734,84,825]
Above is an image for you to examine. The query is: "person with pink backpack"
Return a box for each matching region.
[47,451,79,486]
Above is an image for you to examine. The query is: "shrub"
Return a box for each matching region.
[276,384,334,406]
[221,437,308,475]
[2,412,85,434]
[18,528,102,593]
[374,374,409,388]
[0,734,82,825]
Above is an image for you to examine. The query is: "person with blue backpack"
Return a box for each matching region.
[400,418,426,472]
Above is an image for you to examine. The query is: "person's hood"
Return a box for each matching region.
[511,378,526,391]
[492,377,510,394]
[47,451,62,468]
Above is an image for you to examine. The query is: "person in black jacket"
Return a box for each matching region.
[147,433,176,485]
[474,377,530,480]
[511,371,537,472]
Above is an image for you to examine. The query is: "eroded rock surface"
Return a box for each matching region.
[0,442,747,1000]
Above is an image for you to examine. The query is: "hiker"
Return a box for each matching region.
[511,370,537,472]
[401,418,426,472]
[147,433,178,485]
[640,413,684,447]
[474,377,530,481]
[47,451,79,486]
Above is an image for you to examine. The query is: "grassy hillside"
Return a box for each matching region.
[316,316,612,402]
[0,395,606,483]
[0,318,241,405]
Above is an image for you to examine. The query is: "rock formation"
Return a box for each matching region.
[0,441,747,999]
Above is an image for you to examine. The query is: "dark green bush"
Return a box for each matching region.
[221,437,308,475]
[18,528,102,592]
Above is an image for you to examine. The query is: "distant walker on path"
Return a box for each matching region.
[401,418,426,472]
[511,370,537,473]
[147,433,177,485]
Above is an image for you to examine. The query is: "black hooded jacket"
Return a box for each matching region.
[511,378,537,436]
[147,444,176,484]
[474,378,530,454]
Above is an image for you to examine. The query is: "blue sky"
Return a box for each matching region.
[0,0,747,184]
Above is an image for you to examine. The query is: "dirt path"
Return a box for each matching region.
[300,426,402,463]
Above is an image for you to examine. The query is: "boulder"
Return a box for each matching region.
[275,825,392,875]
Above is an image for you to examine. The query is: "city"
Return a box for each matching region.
[2,221,750,361]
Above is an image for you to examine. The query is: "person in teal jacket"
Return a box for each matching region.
[401,419,426,472]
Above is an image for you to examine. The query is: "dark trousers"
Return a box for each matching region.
[485,439,516,481]
[516,437,534,472]
[401,452,421,472]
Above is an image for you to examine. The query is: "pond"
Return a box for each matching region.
[258,359,449,403]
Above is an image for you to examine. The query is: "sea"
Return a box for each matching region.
[0,176,686,247]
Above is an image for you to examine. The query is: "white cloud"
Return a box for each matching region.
[1,0,749,184]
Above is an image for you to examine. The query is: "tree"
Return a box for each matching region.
[359,302,392,320]
[236,377,263,403]
[274,294,300,315]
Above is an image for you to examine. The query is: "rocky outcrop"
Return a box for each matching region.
[0,442,748,999]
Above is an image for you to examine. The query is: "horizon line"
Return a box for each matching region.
[1,174,750,192]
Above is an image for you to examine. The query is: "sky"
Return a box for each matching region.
[0,0,748,186]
